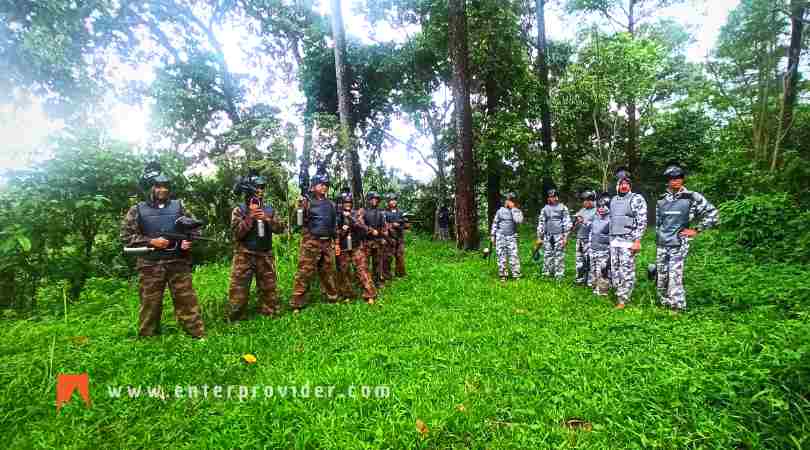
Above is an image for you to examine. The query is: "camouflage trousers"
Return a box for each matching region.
[656,242,690,309]
[575,239,592,285]
[495,234,521,278]
[228,249,279,321]
[543,234,566,279]
[137,261,205,338]
[610,245,637,303]
[383,238,406,280]
[336,244,377,300]
[290,233,338,309]
[364,239,386,286]
[590,249,611,296]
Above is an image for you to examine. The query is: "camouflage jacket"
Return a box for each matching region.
[231,205,286,254]
[120,200,197,268]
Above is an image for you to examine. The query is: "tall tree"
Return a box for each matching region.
[567,0,684,175]
[774,0,808,170]
[536,0,554,176]
[448,0,479,250]
[330,0,362,195]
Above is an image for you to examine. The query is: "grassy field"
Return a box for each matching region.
[1,232,809,449]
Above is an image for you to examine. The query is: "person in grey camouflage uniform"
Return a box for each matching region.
[490,192,524,282]
[536,188,572,279]
[609,168,647,309]
[590,193,612,296]
[655,164,718,311]
[573,190,597,286]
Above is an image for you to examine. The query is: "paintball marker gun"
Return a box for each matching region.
[482,239,493,260]
[124,217,211,256]
[532,240,544,264]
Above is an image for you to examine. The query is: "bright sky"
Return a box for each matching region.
[0,0,741,182]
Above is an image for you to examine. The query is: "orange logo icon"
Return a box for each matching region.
[56,373,91,411]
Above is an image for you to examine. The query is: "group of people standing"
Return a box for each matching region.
[120,167,409,339]
[490,164,718,311]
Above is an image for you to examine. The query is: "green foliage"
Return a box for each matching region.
[2,235,809,448]
[715,193,810,263]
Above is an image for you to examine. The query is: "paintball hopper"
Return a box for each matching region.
[647,263,657,281]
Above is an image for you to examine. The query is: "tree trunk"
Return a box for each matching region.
[485,77,501,230]
[774,0,806,171]
[625,0,639,176]
[448,0,480,251]
[535,0,553,176]
[330,0,362,196]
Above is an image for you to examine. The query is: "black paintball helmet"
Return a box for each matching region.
[386,193,398,202]
[233,171,266,197]
[663,164,686,180]
[366,191,381,202]
[340,192,353,204]
[615,167,632,183]
[580,190,596,201]
[310,173,330,188]
[545,188,558,199]
[597,193,611,209]
[504,192,517,202]
[140,161,171,190]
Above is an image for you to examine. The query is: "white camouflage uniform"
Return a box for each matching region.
[609,191,647,304]
[537,203,572,279]
[491,206,524,278]
[655,187,718,310]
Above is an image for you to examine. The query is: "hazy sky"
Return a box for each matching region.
[1,0,741,181]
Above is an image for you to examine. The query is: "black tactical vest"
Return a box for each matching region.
[337,208,362,250]
[385,209,405,240]
[138,200,182,260]
[307,198,337,238]
[239,204,274,252]
[656,194,692,247]
[590,215,611,251]
[364,208,385,238]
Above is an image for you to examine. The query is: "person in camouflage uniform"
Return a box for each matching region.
[120,164,205,338]
[290,173,339,312]
[335,192,378,304]
[536,188,572,280]
[437,205,451,241]
[609,168,648,309]
[573,190,597,286]
[654,164,718,311]
[383,193,408,280]
[490,192,524,282]
[227,174,286,321]
[590,193,612,296]
[359,191,388,288]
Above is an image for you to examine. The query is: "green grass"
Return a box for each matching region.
[1,232,809,449]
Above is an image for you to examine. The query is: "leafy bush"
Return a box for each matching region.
[717,193,810,263]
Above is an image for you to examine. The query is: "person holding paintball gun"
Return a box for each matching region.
[573,190,597,287]
[383,193,409,280]
[227,172,287,321]
[335,192,378,304]
[289,172,339,312]
[359,191,388,289]
[536,187,572,280]
[119,162,205,339]
[490,192,524,283]
[590,193,612,297]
